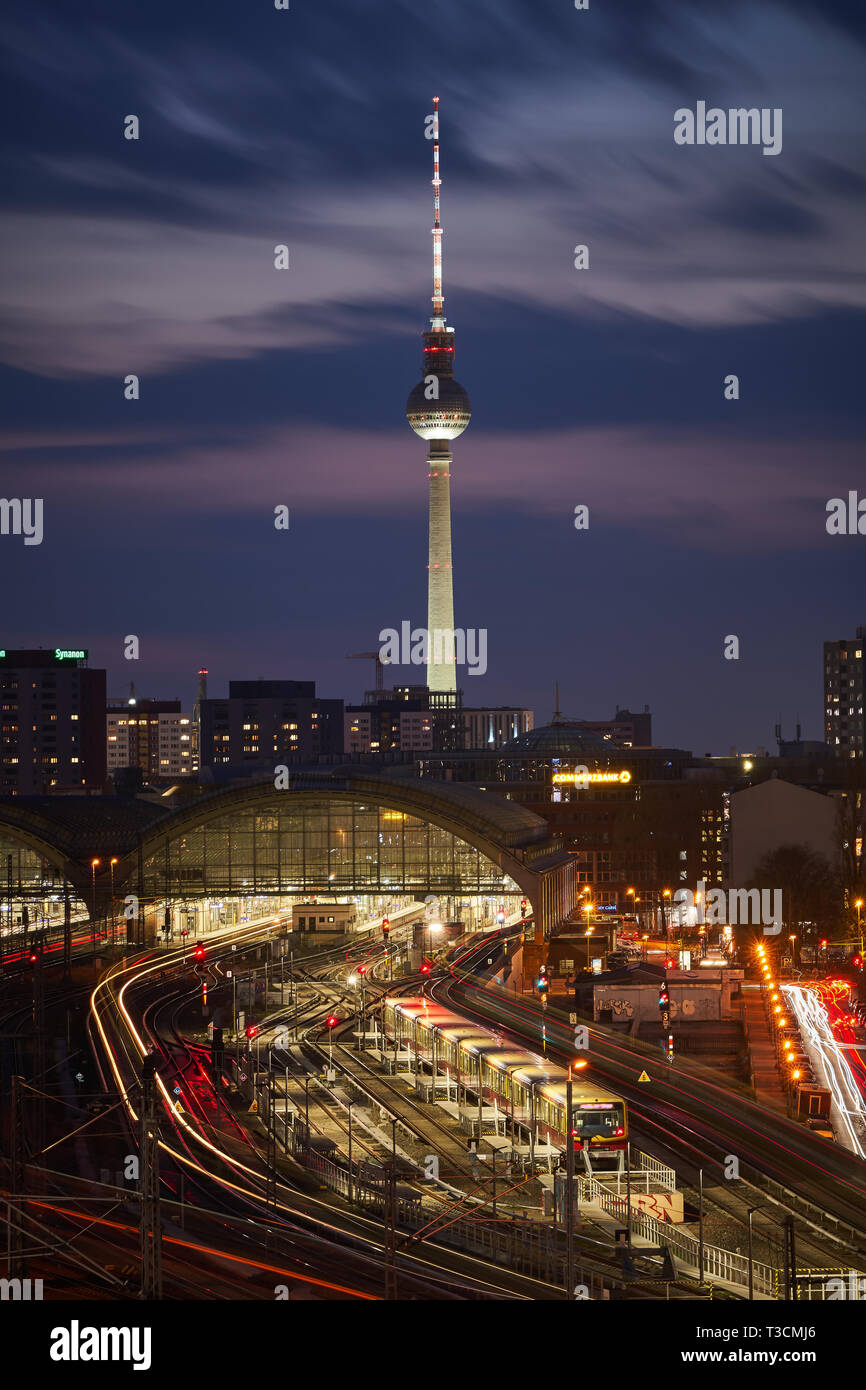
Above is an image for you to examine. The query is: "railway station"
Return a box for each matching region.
[0,769,577,954]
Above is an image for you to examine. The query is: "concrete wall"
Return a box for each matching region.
[594,972,742,1023]
[729,778,838,886]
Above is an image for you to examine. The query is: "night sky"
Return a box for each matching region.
[2,0,865,754]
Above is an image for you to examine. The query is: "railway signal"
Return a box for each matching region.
[245,1024,259,1040]
[382,917,391,940]
[358,963,367,976]
[658,983,670,1029]
[666,1032,675,1063]
[325,1013,339,1067]
[194,942,205,961]
[420,960,432,975]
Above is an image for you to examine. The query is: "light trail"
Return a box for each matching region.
[88,920,541,1300]
[24,1199,380,1299]
[783,984,866,1159]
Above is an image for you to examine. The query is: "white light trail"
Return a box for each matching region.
[783,984,866,1158]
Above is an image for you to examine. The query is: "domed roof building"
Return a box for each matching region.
[500,720,615,762]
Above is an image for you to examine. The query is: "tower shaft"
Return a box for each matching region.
[427,440,455,694]
[407,97,470,703]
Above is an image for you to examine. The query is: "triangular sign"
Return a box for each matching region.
[248,1100,258,1113]
[173,1100,183,1112]
[637,1070,651,1083]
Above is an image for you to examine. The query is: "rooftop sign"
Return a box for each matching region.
[552,769,632,786]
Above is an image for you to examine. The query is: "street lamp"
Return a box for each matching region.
[428,920,443,960]
[565,1065,575,1299]
[662,889,671,946]
[626,887,639,931]
[347,1099,356,1205]
[90,858,100,945]
[109,858,118,947]
[855,899,864,958]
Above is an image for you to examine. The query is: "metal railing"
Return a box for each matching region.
[582,1176,779,1298]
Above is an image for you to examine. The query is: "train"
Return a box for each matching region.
[382,995,628,1173]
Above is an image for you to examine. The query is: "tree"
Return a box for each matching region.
[748,844,840,937]
[835,759,865,910]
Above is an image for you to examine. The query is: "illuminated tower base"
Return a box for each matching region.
[427,439,455,694]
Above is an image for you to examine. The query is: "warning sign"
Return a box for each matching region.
[248,1100,258,1114]
[637,1070,651,1083]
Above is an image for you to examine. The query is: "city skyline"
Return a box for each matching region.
[2,0,865,754]
[2,0,866,1328]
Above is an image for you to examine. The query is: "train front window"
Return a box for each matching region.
[573,1104,624,1137]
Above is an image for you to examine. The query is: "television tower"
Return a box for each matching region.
[406,96,471,697]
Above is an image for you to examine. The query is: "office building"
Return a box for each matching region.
[825,628,865,757]
[0,647,106,793]
[199,680,343,768]
[106,698,196,781]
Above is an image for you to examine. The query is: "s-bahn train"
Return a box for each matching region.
[382,996,628,1172]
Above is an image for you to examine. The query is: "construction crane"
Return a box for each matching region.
[346,652,384,693]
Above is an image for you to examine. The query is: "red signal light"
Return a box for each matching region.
[358,964,367,976]
[420,961,431,974]
[194,943,205,960]
[326,1014,339,1029]
[245,1025,259,1039]
[28,950,39,965]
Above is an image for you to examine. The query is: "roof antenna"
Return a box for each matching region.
[429,95,447,330]
[553,681,562,722]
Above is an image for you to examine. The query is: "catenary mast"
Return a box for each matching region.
[407,96,471,697]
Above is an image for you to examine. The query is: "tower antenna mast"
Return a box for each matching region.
[431,95,445,328]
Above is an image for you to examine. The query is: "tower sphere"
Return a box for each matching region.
[406,377,472,440]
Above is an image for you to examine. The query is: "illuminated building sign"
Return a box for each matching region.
[0,648,88,665]
[551,769,632,786]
